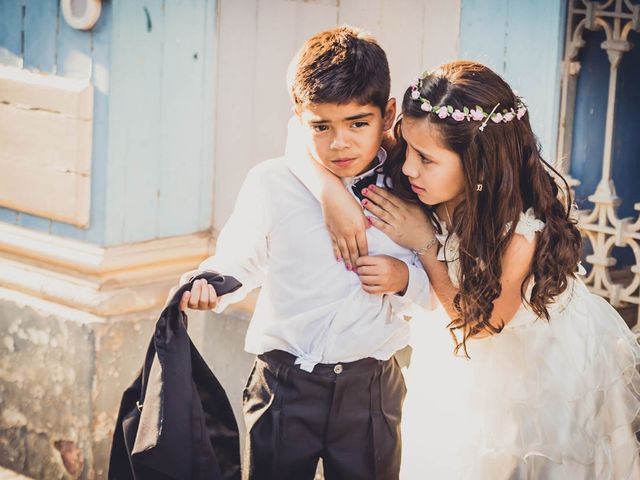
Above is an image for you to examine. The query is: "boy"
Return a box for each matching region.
[181,26,431,480]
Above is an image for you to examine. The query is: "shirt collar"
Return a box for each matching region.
[341,147,387,187]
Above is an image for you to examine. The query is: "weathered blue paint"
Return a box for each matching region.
[0,0,217,247]
[459,0,566,158]
[0,2,21,228]
[198,0,217,232]
[17,0,60,234]
[0,207,17,224]
[570,29,640,267]
[459,0,509,73]
[612,30,640,221]
[569,29,608,211]
[49,1,97,241]
[570,28,640,217]
[0,1,95,239]
[156,0,213,238]
[105,0,217,245]
[24,0,57,73]
[106,0,165,244]
[82,1,112,246]
[0,0,23,67]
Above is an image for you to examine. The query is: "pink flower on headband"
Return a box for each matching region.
[517,106,527,119]
[451,109,465,121]
[437,106,449,119]
[470,108,484,121]
[491,112,503,123]
[503,111,515,122]
[411,89,420,100]
[421,102,433,112]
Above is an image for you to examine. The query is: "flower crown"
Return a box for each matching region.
[409,74,527,132]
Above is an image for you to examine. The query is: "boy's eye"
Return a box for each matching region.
[312,124,329,132]
[351,121,369,128]
[419,155,432,165]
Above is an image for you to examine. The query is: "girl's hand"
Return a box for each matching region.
[320,180,369,271]
[355,255,409,295]
[362,186,435,251]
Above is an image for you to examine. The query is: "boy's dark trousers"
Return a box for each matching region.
[242,349,406,480]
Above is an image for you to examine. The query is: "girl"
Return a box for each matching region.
[295,61,640,478]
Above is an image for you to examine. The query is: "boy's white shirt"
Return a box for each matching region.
[200,121,433,372]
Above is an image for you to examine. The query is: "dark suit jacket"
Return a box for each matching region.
[109,272,242,480]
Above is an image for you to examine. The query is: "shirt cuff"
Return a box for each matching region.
[400,262,427,302]
[388,262,434,315]
[196,258,248,313]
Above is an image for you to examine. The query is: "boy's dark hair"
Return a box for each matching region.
[287,26,390,114]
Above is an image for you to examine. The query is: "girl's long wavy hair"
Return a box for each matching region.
[385,61,582,355]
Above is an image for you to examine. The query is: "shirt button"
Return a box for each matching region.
[334,364,343,374]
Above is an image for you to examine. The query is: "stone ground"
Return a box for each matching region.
[0,462,320,479]
[0,458,322,479]
[0,467,32,480]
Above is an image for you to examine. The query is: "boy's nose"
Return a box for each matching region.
[330,131,350,150]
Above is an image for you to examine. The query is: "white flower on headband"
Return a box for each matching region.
[409,74,527,131]
[469,107,485,121]
[437,106,449,119]
[517,106,527,119]
[451,109,465,121]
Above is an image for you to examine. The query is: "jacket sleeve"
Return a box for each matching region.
[198,167,270,313]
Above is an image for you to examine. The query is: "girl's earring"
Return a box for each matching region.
[476,183,483,192]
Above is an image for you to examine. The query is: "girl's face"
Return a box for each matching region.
[401,117,465,207]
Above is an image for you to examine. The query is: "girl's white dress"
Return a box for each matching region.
[400,209,640,479]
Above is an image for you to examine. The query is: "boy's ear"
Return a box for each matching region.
[383,98,396,131]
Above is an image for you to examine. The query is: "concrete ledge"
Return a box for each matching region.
[0,224,218,317]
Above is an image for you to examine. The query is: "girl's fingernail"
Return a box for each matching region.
[336,256,342,262]
[362,199,368,205]
[346,264,352,271]
[369,185,376,190]
[362,188,368,195]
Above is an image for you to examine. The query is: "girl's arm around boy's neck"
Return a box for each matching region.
[288,152,369,268]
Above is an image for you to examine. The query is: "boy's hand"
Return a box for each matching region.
[355,255,409,295]
[178,278,219,311]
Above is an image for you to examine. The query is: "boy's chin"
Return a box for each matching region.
[317,162,356,178]
[328,166,363,178]
[329,160,377,178]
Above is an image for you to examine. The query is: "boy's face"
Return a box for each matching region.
[297,99,396,177]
